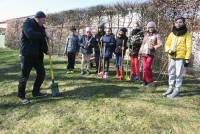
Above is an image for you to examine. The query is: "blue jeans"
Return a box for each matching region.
[115,55,123,69]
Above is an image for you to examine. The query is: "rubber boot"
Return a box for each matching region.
[116,68,120,79]
[119,68,124,80]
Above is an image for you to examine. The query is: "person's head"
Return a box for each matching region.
[132,22,140,30]
[106,28,112,35]
[98,23,105,33]
[174,16,186,29]
[118,28,127,37]
[147,21,156,33]
[85,27,92,36]
[70,26,76,35]
[34,11,46,27]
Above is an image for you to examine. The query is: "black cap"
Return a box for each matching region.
[70,26,76,31]
[98,23,105,29]
[175,16,186,23]
[120,28,128,33]
[35,11,46,18]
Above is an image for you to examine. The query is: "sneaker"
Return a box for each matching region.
[141,82,147,87]
[70,70,74,73]
[86,70,90,75]
[167,88,180,98]
[98,72,104,78]
[133,76,140,81]
[67,71,71,74]
[33,92,48,98]
[19,98,31,105]
[103,72,108,79]
[142,82,155,90]
[67,70,74,74]
[80,71,85,75]
[163,86,173,97]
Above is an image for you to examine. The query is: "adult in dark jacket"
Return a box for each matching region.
[80,27,97,75]
[18,11,49,104]
[115,28,128,80]
[64,26,80,73]
[128,23,144,81]
[94,24,105,74]
[100,28,116,79]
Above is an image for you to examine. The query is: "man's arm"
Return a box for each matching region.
[23,19,45,40]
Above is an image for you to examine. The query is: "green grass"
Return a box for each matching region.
[0,48,200,134]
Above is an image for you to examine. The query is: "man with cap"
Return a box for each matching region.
[64,26,80,74]
[79,27,97,75]
[18,11,49,104]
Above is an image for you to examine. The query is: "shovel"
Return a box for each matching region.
[97,41,102,75]
[125,46,130,81]
[47,39,60,97]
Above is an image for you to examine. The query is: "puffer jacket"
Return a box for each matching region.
[20,18,48,56]
[115,35,128,57]
[101,34,116,59]
[165,32,192,60]
[80,35,97,55]
[128,30,144,56]
[64,34,80,53]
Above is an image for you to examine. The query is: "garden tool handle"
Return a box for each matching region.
[46,38,55,82]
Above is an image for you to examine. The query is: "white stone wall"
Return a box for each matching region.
[192,32,200,71]
[0,34,5,48]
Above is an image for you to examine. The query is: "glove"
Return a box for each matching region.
[168,50,176,55]
[184,59,190,67]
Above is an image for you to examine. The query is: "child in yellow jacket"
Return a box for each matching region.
[163,16,192,98]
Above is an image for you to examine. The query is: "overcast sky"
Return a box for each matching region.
[0,0,146,22]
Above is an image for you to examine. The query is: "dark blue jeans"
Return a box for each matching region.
[95,52,100,72]
[67,52,76,70]
[104,57,110,73]
[18,55,45,98]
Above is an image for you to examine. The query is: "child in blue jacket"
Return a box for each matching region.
[100,28,116,79]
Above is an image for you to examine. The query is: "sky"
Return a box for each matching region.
[0,0,145,22]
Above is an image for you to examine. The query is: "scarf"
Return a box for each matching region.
[172,25,187,36]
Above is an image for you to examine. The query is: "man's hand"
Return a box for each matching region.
[45,31,53,41]
[184,59,190,67]
[168,49,176,55]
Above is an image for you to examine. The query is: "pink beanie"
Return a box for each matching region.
[147,21,156,28]
[85,27,92,32]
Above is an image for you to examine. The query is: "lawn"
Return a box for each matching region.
[0,48,199,134]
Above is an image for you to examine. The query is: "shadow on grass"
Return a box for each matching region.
[58,84,139,99]
[0,64,21,81]
[180,89,200,97]
[0,84,140,109]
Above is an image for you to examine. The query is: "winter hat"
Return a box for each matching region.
[35,11,46,18]
[98,23,105,29]
[147,21,156,28]
[85,27,92,32]
[70,26,76,31]
[120,28,128,34]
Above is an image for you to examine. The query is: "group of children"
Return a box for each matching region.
[64,16,192,98]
